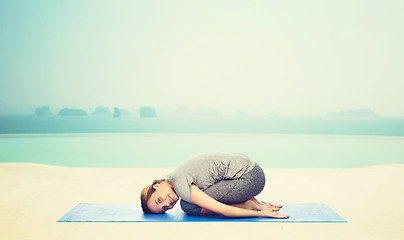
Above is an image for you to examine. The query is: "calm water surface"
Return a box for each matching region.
[1,133,403,168]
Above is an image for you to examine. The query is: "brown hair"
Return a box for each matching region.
[140,179,166,214]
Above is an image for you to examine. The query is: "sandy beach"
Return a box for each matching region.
[1,163,403,240]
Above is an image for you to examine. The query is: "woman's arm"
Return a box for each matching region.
[190,183,288,218]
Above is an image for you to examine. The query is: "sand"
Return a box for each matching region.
[1,163,403,240]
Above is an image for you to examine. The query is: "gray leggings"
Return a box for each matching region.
[180,163,266,215]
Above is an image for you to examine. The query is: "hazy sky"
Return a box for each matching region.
[1,0,403,116]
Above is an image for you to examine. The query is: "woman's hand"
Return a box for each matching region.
[260,208,290,218]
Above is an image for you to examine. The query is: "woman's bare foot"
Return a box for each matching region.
[244,198,263,211]
[251,197,282,211]
[230,198,283,212]
[228,199,257,211]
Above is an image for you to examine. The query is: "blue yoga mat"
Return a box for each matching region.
[58,203,347,222]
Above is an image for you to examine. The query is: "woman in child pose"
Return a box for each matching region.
[140,152,289,218]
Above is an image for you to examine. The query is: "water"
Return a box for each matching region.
[1,115,404,136]
[1,133,403,168]
[1,115,403,168]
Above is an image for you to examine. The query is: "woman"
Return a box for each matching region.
[140,152,289,218]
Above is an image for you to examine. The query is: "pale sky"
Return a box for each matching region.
[1,0,403,116]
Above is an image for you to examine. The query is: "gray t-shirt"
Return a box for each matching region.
[167,152,256,203]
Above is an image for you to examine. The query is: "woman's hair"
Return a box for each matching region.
[140,179,166,214]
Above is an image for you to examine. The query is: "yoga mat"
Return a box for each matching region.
[58,203,347,222]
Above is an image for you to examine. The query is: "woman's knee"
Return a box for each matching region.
[251,163,266,196]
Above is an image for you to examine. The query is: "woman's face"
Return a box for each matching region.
[146,181,179,213]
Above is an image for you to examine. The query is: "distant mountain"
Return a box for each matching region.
[92,106,112,116]
[140,106,157,118]
[58,108,87,116]
[113,107,121,118]
[35,106,52,116]
[326,108,378,117]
